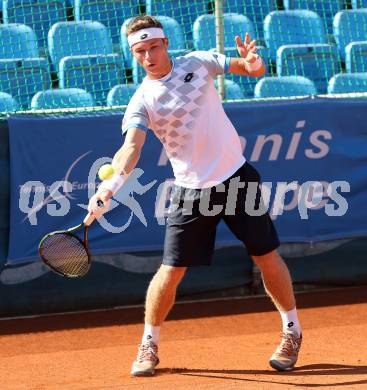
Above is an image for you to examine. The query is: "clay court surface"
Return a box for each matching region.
[1,286,366,389]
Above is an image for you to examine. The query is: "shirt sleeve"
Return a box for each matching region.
[121,88,150,135]
[185,50,231,77]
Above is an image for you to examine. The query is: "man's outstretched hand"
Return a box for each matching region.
[235,33,258,64]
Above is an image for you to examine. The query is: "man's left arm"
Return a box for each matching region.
[228,33,266,78]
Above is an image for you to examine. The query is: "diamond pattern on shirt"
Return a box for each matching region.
[157,107,171,116]
[176,83,195,95]
[179,95,191,104]
[169,130,179,138]
[156,118,169,127]
[173,108,186,118]
[181,60,202,73]
[146,56,213,159]
[186,121,195,130]
[171,120,183,128]
[190,108,201,118]
[157,92,175,105]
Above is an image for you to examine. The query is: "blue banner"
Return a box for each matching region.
[7,97,367,264]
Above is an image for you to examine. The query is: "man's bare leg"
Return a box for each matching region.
[145,264,187,325]
[252,250,302,371]
[131,264,187,376]
[252,250,295,312]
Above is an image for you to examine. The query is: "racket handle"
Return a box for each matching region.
[83,213,95,226]
[83,199,104,226]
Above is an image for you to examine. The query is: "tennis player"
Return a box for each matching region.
[88,15,302,376]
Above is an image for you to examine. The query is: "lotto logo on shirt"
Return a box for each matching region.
[184,73,194,82]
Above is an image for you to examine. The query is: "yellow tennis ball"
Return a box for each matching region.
[98,164,115,181]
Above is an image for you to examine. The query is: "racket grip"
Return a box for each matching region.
[83,200,104,226]
[83,213,95,226]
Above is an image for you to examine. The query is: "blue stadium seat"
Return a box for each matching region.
[333,10,367,60]
[264,10,328,61]
[0,23,50,108]
[193,13,255,51]
[132,49,189,84]
[74,0,140,45]
[59,55,126,105]
[254,76,317,98]
[48,21,126,105]
[213,46,270,98]
[146,0,208,47]
[3,0,67,49]
[284,0,345,34]
[120,17,133,68]
[107,84,139,106]
[0,24,39,59]
[352,0,367,8]
[328,73,367,94]
[31,88,95,109]
[48,21,114,68]
[345,41,367,73]
[121,15,187,69]
[276,44,340,93]
[214,79,245,100]
[0,91,20,112]
[0,58,51,108]
[222,0,277,41]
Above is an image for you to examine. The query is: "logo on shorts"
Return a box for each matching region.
[140,33,148,39]
[147,335,152,339]
[184,73,194,82]
[287,321,294,328]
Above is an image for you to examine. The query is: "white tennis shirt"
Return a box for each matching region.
[122,51,246,189]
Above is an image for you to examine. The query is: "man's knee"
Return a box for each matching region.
[156,264,187,286]
[252,249,281,269]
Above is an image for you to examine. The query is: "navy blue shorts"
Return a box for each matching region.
[162,162,280,267]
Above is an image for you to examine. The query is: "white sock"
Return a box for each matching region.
[280,308,301,336]
[141,323,160,345]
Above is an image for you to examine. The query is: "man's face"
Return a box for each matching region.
[130,38,170,77]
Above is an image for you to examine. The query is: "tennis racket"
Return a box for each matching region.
[38,200,103,278]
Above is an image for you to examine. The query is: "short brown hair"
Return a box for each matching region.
[127,15,163,36]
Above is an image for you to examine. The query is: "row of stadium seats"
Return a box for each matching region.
[224,0,367,37]
[255,73,367,97]
[1,19,366,107]
[0,0,142,48]
[1,1,366,48]
[2,72,367,112]
[1,11,366,83]
[219,73,367,98]
[0,85,137,111]
[128,10,367,95]
[1,0,366,50]
[2,8,366,65]
[0,6,366,109]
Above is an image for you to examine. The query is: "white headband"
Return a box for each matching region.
[128,27,165,48]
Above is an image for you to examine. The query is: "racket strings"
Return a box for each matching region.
[40,233,90,277]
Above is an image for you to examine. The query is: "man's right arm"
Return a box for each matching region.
[88,127,146,215]
[112,127,147,177]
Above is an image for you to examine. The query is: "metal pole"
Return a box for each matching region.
[214,0,225,100]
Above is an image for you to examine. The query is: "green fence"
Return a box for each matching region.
[0,1,366,111]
